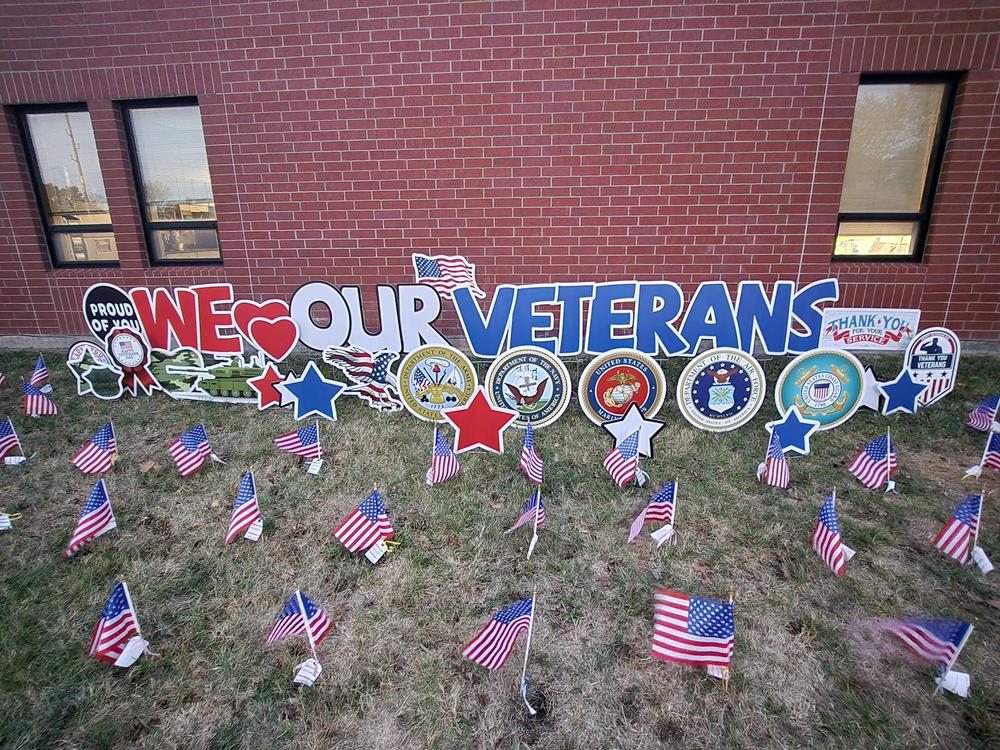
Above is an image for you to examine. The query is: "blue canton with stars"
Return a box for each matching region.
[688,596,734,638]
[618,430,640,460]
[905,617,971,647]
[81,481,111,517]
[953,495,981,525]
[415,256,445,278]
[177,424,209,453]
[101,582,131,620]
[232,472,257,511]
[818,493,840,534]
[91,423,114,450]
[279,361,345,421]
[691,362,753,419]
[493,597,534,624]
[357,490,388,523]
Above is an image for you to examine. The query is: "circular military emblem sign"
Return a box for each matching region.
[485,346,571,428]
[578,349,666,425]
[676,348,766,432]
[775,349,864,430]
[905,327,961,408]
[398,344,478,422]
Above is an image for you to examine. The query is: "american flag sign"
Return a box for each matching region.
[71,422,117,474]
[603,430,640,488]
[629,482,676,542]
[933,495,981,564]
[651,588,734,670]
[29,354,48,387]
[412,253,485,299]
[0,417,21,460]
[226,471,262,544]
[881,617,973,668]
[519,423,544,485]
[169,424,212,478]
[89,582,141,664]
[811,492,848,576]
[462,597,534,670]
[759,430,789,489]
[64,480,116,558]
[848,433,897,490]
[333,490,395,553]
[274,422,322,459]
[426,426,460,486]
[22,379,57,417]
[265,590,333,647]
[967,394,1000,432]
[323,346,402,412]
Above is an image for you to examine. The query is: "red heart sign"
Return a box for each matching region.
[232,299,299,362]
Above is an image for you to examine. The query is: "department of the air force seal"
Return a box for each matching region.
[676,348,765,432]
[398,344,478,422]
[485,346,571,429]
[578,349,666,425]
[904,327,961,408]
[775,349,864,430]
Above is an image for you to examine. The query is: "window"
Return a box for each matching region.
[17,105,118,266]
[122,99,220,263]
[833,74,957,261]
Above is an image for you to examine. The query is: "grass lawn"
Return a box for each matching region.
[0,348,998,749]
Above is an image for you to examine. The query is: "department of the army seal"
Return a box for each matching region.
[578,349,666,425]
[485,346,571,429]
[676,348,766,432]
[774,349,864,430]
[398,344,478,422]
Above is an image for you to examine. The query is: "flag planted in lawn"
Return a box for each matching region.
[169,424,212,477]
[848,433,897,490]
[64,480,116,558]
[333,489,394,553]
[811,492,850,576]
[757,430,789,488]
[412,253,485,299]
[265,591,333,647]
[71,422,117,474]
[880,617,973,668]
[519,423,544,485]
[29,354,48,387]
[505,490,545,534]
[934,495,981,565]
[426,426,460,486]
[225,471,262,544]
[967,395,999,432]
[462,597,534,670]
[88,582,141,664]
[629,482,676,543]
[22,379,57,417]
[274,422,322,460]
[603,430,640,488]
[0,417,21,460]
[651,588,734,671]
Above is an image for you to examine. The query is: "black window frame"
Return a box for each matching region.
[14,102,119,269]
[833,72,959,263]
[120,96,222,266]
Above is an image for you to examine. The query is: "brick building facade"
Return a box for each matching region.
[1,1,998,344]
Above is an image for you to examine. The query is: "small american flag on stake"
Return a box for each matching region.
[71,422,117,474]
[265,590,333,647]
[412,253,485,299]
[811,491,852,576]
[933,495,981,565]
[603,430,640,488]
[64,479,116,558]
[29,354,48,387]
[757,430,789,488]
[89,582,141,664]
[168,424,213,477]
[967,395,1000,432]
[333,489,394,553]
[505,491,545,534]
[651,588,735,676]
[462,597,534,670]
[629,481,676,543]
[880,617,973,668]
[426,426,460,486]
[0,417,23,461]
[274,422,322,460]
[519,423,544,485]
[965,431,1000,478]
[225,471,262,544]
[848,431,898,491]
[22,379,57,417]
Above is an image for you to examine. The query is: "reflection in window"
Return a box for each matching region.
[123,101,221,262]
[19,108,118,264]
[833,76,956,260]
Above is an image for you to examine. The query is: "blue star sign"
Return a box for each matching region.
[878,369,927,416]
[277,361,345,421]
[765,406,821,456]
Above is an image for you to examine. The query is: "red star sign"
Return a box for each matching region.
[248,362,285,410]
[442,386,519,454]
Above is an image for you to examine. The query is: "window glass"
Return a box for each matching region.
[834,221,918,258]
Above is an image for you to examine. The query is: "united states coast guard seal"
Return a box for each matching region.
[578,349,666,425]
[398,344,478,422]
[485,346,571,428]
[775,349,864,430]
[676,348,765,432]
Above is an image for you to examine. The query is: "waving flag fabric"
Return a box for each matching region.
[505,491,545,534]
[603,431,639,488]
[168,424,212,477]
[22,379,57,417]
[881,617,972,668]
[412,254,485,299]
[225,472,262,544]
[0,417,21,460]
[71,423,117,474]
[811,493,848,576]
[519,423,544,485]
[274,423,322,459]
[967,395,999,431]
[462,597,534,670]
[933,495,981,564]
[265,591,333,646]
[629,482,676,542]
[29,354,48,387]
[426,427,460,486]
[333,490,394,553]
[651,588,734,670]
[89,582,140,664]
[848,434,897,490]
[758,431,789,488]
[64,480,116,558]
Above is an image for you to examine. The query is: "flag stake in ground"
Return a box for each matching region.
[519,589,538,715]
[934,623,974,697]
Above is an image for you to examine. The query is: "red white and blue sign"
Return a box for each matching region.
[905,327,961,408]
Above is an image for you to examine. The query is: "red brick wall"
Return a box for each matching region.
[1,1,998,342]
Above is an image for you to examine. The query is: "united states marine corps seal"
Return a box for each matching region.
[775,349,864,430]
[485,346,571,429]
[578,349,666,425]
[398,344,478,422]
[676,348,765,432]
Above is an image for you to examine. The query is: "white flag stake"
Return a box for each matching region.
[969,492,984,566]
[315,420,322,460]
[884,429,897,493]
[934,623,974,697]
[519,591,538,715]
[671,477,679,544]
[110,420,118,465]
[295,589,319,663]
[965,431,993,479]
[526,490,541,560]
